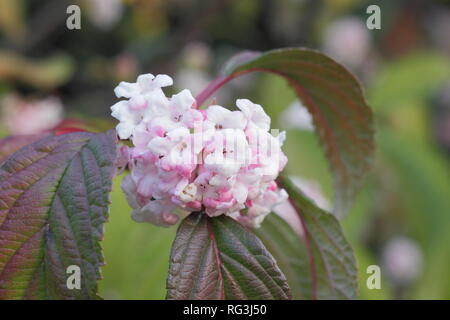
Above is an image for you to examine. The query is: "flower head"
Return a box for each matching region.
[112,74,288,228]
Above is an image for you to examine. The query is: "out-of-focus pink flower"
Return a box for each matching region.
[87,0,124,31]
[112,74,288,228]
[323,17,371,68]
[1,94,63,135]
[382,236,423,285]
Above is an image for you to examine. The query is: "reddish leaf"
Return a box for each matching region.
[0,134,46,165]
[166,212,291,300]
[197,48,375,218]
[269,175,358,299]
[0,130,117,299]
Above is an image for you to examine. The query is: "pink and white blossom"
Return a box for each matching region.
[112,74,288,228]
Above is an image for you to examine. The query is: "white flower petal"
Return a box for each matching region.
[171,89,195,114]
[151,117,179,133]
[110,101,130,121]
[206,105,247,130]
[236,98,270,130]
[223,111,247,130]
[166,127,190,142]
[116,122,134,139]
[206,105,231,125]
[153,74,173,88]
[233,182,248,204]
[137,73,155,91]
[182,109,203,128]
[114,81,137,98]
[147,136,172,155]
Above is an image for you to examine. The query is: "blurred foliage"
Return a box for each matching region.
[0,52,74,89]
[0,0,25,41]
[100,176,175,299]
[1,0,450,299]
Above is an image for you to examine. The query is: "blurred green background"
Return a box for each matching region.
[1,0,450,299]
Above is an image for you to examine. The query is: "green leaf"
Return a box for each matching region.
[255,214,310,299]
[272,176,358,299]
[166,212,291,300]
[196,48,374,218]
[0,130,117,299]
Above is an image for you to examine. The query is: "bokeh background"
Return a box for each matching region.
[1,0,450,299]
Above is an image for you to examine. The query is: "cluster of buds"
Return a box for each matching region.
[112,74,288,228]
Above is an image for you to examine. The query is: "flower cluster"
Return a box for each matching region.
[112,74,288,228]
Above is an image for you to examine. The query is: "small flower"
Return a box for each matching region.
[203,128,249,176]
[236,99,271,131]
[205,105,247,130]
[111,101,147,139]
[168,89,202,128]
[114,74,172,99]
[121,174,179,227]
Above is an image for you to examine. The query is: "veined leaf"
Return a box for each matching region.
[275,175,358,299]
[255,214,310,299]
[166,212,291,300]
[197,48,374,218]
[0,134,46,165]
[0,130,117,299]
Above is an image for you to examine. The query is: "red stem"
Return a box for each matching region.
[195,75,231,107]
[195,67,288,107]
[195,69,256,107]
